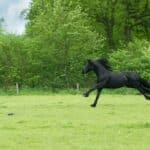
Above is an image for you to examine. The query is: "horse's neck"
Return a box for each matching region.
[93,66,108,81]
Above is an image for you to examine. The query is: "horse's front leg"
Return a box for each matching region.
[83,79,107,97]
[83,85,98,97]
[91,89,102,108]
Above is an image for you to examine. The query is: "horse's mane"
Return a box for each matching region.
[96,58,112,71]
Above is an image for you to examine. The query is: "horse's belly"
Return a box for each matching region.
[104,76,127,88]
[104,83,124,88]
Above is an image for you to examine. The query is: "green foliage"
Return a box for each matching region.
[110,39,150,78]
[0,34,29,87]
[25,0,104,88]
[78,0,150,47]
[0,0,149,90]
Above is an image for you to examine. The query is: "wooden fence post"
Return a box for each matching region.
[16,82,19,95]
[76,83,80,91]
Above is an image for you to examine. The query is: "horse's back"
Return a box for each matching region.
[104,72,128,88]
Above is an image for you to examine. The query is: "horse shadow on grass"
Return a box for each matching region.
[117,122,150,129]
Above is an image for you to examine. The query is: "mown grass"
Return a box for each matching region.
[0,87,139,95]
[0,95,150,150]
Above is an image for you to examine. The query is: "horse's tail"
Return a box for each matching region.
[139,78,150,88]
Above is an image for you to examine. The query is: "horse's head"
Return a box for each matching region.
[82,58,112,75]
[82,59,94,74]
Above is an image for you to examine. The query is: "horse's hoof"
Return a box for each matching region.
[90,104,96,108]
[146,97,150,100]
[83,93,89,97]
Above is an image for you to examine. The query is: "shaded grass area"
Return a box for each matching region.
[0,95,150,150]
[0,87,139,95]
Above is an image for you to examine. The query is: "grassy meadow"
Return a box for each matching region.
[0,95,150,150]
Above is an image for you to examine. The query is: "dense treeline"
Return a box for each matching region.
[0,0,149,90]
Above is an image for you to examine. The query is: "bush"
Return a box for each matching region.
[109,39,150,79]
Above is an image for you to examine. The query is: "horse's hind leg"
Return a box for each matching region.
[137,87,150,100]
[140,78,150,88]
[91,89,102,108]
[141,85,150,94]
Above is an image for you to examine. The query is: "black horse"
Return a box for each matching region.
[82,58,150,107]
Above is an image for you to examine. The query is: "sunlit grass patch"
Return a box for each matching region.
[0,95,150,150]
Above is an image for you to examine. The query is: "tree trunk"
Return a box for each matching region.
[96,0,117,50]
[144,0,150,40]
[105,22,115,49]
[124,0,132,43]
[104,0,117,49]
[64,37,70,89]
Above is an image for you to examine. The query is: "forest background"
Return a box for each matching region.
[0,0,149,93]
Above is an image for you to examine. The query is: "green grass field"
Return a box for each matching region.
[0,95,150,150]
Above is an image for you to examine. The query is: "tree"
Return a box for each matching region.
[25,0,104,88]
[110,39,150,79]
[0,17,5,33]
